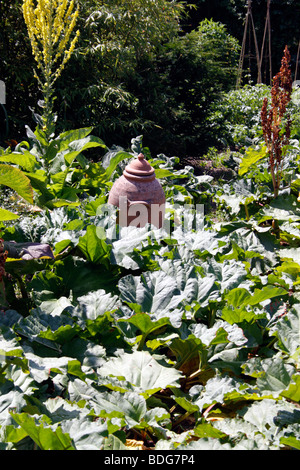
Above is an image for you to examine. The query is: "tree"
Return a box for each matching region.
[0,0,186,145]
[125,20,240,155]
[52,0,188,146]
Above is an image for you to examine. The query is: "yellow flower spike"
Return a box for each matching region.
[22,0,80,137]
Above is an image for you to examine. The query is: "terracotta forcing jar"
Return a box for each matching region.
[108,153,166,228]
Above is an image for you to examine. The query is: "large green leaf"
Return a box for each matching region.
[110,225,162,270]
[0,151,36,172]
[118,313,173,340]
[192,375,242,412]
[237,399,280,434]
[42,128,107,174]
[68,379,146,428]
[54,257,119,299]
[280,436,300,450]
[103,150,133,181]
[29,270,65,305]
[60,416,108,450]
[0,164,33,203]
[169,335,207,373]
[0,330,24,358]
[78,225,111,267]
[159,259,199,303]
[118,271,185,314]
[269,305,300,356]
[63,136,107,166]
[204,258,247,293]
[44,127,96,160]
[74,289,121,320]
[281,374,300,403]
[98,350,182,396]
[238,145,267,176]
[10,413,75,450]
[242,355,295,396]
[0,208,19,221]
[225,285,288,308]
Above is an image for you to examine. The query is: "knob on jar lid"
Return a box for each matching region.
[123,153,155,181]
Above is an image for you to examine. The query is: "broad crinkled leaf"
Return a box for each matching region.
[242,355,295,396]
[204,258,247,293]
[74,289,121,320]
[0,391,28,428]
[0,330,23,358]
[118,271,184,313]
[191,320,247,347]
[238,399,281,434]
[269,304,300,356]
[61,416,107,450]
[238,145,267,176]
[110,225,164,270]
[159,259,198,303]
[192,375,242,412]
[98,350,182,395]
[118,262,222,316]
[68,379,146,427]
[192,230,229,257]
[23,351,74,383]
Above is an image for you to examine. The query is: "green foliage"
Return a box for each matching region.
[44,0,188,149]
[1,0,241,157]
[195,19,240,89]
[0,157,34,221]
[238,145,268,176]
[0,133,300,450]
[0,0,38,142]
[1,0,300,451]
[82,0,185,61]
[208,84,271,148]
[119,19,241,155]
[0,125,133,210]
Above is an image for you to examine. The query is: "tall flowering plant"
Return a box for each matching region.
[22,0,80,138]
[261,46,293,198]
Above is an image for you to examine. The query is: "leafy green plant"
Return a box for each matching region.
[0,142,35,223]
[0,135,299,450]
[22,0,80,138]
[0,163,33,221]
[208,83,271,148]
[1,126,133,209]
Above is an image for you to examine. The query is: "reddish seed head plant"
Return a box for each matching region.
[261,46,293,198]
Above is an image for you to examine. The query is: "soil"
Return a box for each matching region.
[180,156,236,181]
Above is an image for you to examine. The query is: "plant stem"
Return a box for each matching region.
[172,411,194,429]
[244,203,250,221]
[43,0,55,138]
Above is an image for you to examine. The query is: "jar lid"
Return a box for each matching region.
[123,154,155,181]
